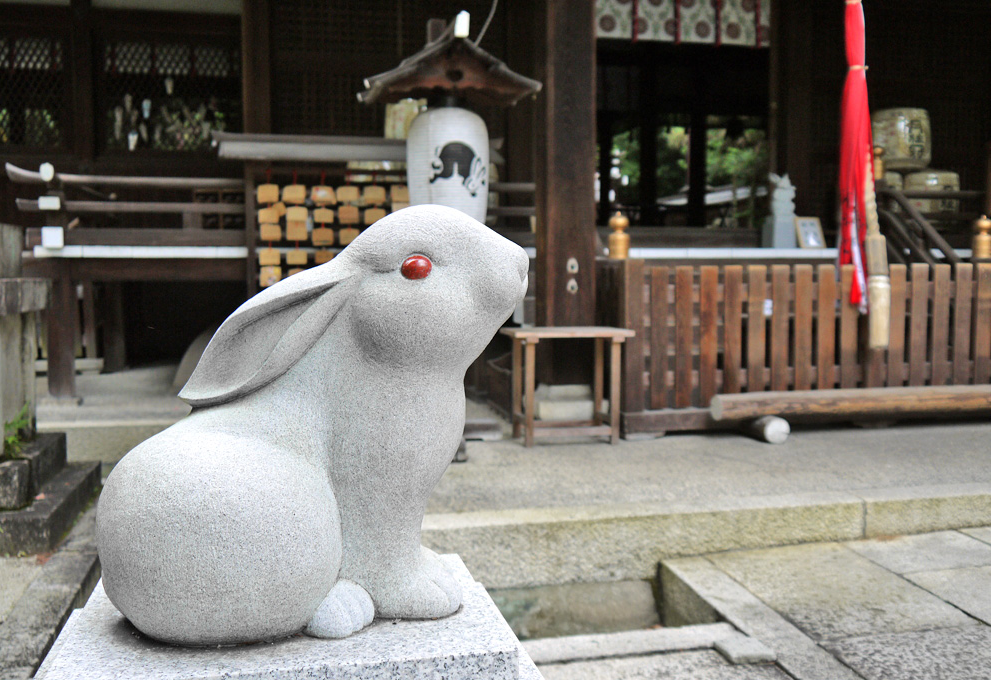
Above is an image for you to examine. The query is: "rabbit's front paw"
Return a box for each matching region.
[304,579,374,639]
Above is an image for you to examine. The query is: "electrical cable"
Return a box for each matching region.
[473,0,498,46]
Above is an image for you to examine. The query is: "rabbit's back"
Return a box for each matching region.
[97,425,341,645]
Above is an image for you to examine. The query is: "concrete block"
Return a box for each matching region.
[715,633,777,664]
[861,484,991,537]
[0,463,101,555]
[824,625,991,680]
[660,556,863,680]
[37,556,526,680]
[907,565,991,625]
[539,649,791,680]
[423,492,864,588]
[524,622,735,664]
[0,459,30,509]
[708,543,976,642]
[847,530,991,574]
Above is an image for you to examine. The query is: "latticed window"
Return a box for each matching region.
[98,37,241,152]
[0,34,67,149]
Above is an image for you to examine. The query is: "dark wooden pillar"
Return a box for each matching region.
[534,0,597,332]
[768,0,813,215]
[241,0,271,133]
[70,0,94,162]
[47,264,77,399]
[100,282,126,373]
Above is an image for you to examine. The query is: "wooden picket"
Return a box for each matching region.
[597,260,991,434]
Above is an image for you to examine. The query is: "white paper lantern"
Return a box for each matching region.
[406,105,489,223]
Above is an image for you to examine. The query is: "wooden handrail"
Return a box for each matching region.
[5,162,242,190]
[25,228,246,248]
[877,188,961,264]
[878,210,937,265]
[16,199,243,214]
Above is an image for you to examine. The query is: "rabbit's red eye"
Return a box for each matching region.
[401,255,431,280]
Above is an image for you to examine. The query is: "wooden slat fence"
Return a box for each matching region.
[596,260,991,434]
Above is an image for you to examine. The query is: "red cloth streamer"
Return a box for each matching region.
[837,0,872,311]
[674,0,681,44]
[631,0,639,42]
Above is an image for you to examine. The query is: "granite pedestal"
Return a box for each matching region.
[36,555,541,679]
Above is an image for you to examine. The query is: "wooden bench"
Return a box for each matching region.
[500,326,635,447]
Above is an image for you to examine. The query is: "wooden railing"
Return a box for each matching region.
[597,260,991,435]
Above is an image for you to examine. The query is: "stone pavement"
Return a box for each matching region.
[3,364,990,678]
[663,528,991,680]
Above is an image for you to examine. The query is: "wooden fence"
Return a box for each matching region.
[597,260,991,434]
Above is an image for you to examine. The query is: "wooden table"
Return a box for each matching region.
[500,326,636,447]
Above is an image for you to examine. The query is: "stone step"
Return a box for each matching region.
[21,433,67,495]
[0,462,101,555]
[423,483,991,590]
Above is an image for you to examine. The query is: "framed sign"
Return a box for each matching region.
[794,217,826,249]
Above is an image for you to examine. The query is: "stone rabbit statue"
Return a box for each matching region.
[97,205,530,646]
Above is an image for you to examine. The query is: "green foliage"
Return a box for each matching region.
[607,123,769,227]
[3,403,30,462]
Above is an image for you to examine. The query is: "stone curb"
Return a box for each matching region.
[0,507,100,676]
[522,622,736,664]
[660,557,861,680]
[423,483,991,588]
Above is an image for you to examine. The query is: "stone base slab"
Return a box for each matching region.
[36,555,543,680]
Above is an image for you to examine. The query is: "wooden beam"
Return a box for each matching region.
[241,0,272,133]
[25,228,246,248]
[534,0,597,332]
[711,386,991,422]
[5,163,242,190]
[17,199,243,214]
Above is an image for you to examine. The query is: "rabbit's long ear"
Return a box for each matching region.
[179,263,355,408]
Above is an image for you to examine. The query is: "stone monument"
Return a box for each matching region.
[762,173,798,249]
[96,204,530,646]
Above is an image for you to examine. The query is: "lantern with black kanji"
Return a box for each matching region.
[358,12,541,223]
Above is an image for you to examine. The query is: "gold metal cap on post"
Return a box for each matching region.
[973,214,991,261]
[873,146,885,181]
[608,211,630,260]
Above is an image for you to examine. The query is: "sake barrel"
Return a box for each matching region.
[904,170,959,221]
[871,108,931,171]
[406,105,489,223]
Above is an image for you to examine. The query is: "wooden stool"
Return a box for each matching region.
[500,326,635,447]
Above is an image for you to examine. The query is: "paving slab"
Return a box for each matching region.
[538,649,790,680]
[906,565,991,625]
[0,556,41,624]
[961,526,991,545]
[660,557,862,680]
[708,542,977,642]
[824,624,991,680]
[846,530,991,574]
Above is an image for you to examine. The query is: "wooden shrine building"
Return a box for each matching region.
[1,0,989,432]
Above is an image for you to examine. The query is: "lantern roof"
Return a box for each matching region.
[357,31,541,108]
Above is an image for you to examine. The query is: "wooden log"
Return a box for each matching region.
[743,415,790,444]
[710,385,991,422]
